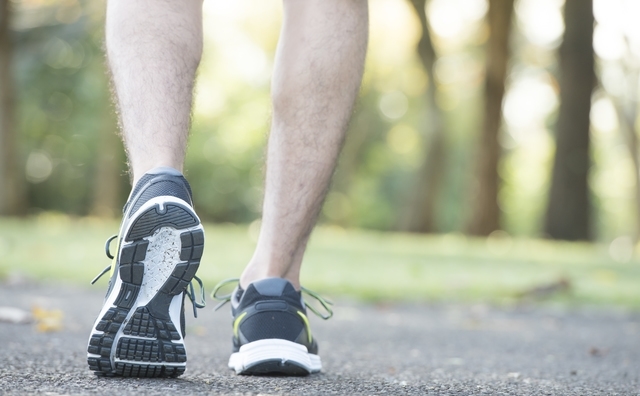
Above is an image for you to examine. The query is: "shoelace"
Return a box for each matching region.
[91,234,207,318]
[210,278,334,320]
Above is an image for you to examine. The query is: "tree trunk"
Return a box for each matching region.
[466,0,514,236]
[618,95,640,242]
[0,0,26,216]
[608,36,640,242]
[544,0,595,241]
[90,109,124,218]
[612,64,640,242]
[399,0,447,233]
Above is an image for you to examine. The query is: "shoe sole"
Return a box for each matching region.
[228,339,322,375]
[87,197,204,377]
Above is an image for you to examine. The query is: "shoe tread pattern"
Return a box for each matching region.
[115,363,185,378]
[116,337,186,363]
[126,203,198,241]
[123,307,181,340]
[88,205,204,378]
[88,307,129,376]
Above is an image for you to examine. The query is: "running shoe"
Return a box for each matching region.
[87,167,205,377]
[212,277,333,375]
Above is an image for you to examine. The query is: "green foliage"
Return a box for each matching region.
[1,215,639,308]
[10,1,488,234]
[15,3,115,214]
[8,1,640,242]
[13,2,127,215]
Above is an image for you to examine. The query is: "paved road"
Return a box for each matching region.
[0,281,638,395]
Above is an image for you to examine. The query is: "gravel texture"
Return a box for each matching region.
[0,281,638,395]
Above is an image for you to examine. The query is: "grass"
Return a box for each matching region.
[1,213,639,309]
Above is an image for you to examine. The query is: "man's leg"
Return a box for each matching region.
[87,0,205,378]
[241,0,369,290]
[106,0,202,184]
[225,0,368,376]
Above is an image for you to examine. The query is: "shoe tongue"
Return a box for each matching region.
[251,277,292,297]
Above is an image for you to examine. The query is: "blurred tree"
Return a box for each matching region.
[10,2,125,216]
[466,0,514,236]
[616,90,640,242]
[0,0,26,216]
[399,0,447,233]
[611,39,640,242]
[544,0,595,241]
[90,106,125,218]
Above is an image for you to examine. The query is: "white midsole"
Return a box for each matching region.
[228,339,322,374]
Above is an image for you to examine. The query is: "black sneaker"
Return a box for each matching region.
[87,167,205,377]
[212,277,332,375]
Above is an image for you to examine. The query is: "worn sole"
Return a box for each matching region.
[87,198,204,377]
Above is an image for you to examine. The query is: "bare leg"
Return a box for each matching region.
[106,0,203,185]
[89,1,204,377]
[240,0,369,289]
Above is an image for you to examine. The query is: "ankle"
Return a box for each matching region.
[132,165,184,186]
[239,265,300,291]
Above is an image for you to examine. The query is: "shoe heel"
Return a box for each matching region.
[229,339,322,375]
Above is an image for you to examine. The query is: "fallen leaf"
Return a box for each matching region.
[32,306,64,332]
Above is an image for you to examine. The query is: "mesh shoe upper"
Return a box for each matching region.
[125,171,193,217]
[230,278,318,355]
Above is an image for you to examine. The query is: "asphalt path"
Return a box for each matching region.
[0,281,638,395]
